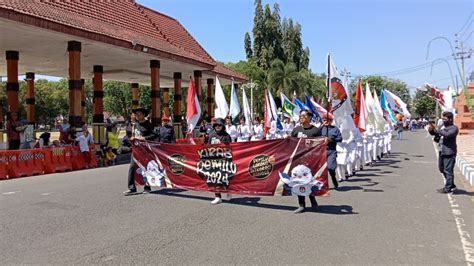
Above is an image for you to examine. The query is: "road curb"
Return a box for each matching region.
[456,156,474,187]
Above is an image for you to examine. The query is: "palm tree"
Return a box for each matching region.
[267,59,300,96]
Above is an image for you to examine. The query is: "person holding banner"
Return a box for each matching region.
[320,115,342,189]
[291,110,322,214]
[206,118,232,205]
[124,107,159,196]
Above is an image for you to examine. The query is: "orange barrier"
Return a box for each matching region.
[70,144,97,170]
[7,149,44,178]
[43,147,72,174]
[0,152,8,179]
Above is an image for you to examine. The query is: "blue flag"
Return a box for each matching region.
[380,89,396,123]
[304,95,322,120]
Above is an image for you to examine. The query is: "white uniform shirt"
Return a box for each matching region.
[251,124,264,141]
[226,124,238,141]
[237,124,251,142]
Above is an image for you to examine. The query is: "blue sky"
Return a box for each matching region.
[139,0,472,93]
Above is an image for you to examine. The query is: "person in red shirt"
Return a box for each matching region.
[6,112,23,150]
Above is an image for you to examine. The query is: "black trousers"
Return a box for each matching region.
[438,153,456,190]
[8,140,20,150]
[297,195,317,207]
[128,156,150,191]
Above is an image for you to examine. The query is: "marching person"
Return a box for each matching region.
[251,117,264,141]
[225,116,238,142]
[428,111,459,194]
[320,115,343,189]
[282,116,294,138]
[158,115,176,143]
[124,107,159,196]
[236,116,251,142]
[205,118,232,205]
[291,109,322,214]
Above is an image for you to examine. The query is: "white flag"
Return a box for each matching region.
[242,87,252,128]
[229,80,240,120]
[384,89,411,117]
[214,76,229,119]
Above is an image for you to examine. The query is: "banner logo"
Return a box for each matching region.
[248,154,275,179]
[168,154,185,175]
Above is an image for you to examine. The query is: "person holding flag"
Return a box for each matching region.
[225,117,238,142]
[321,115,343,188]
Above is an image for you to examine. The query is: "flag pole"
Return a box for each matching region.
[326,53,331,137]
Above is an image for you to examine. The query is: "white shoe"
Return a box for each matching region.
[211,197,222,205]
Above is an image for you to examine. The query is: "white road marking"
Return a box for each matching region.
[2,191,21,195]
[41,193,53,196]
[432,142,474,265]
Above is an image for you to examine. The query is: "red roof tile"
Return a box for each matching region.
[0,0,247,81]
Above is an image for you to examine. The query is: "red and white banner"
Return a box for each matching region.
[133,138,329,197]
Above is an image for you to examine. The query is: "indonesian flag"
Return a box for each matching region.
[186,78,201,133]
[264,90,272,134]
[353,79,367,132]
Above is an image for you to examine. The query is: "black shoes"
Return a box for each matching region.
[142,189,152,194]
[436,187,456,194]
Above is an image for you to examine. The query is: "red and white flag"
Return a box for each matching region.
[353,79,367,132]
[186,78,201,133]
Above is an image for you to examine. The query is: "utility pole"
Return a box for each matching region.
[454,33,472,83]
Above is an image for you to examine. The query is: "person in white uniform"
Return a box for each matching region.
[225,117,238,142]
[251,117,264,141]
[236,116,251,142]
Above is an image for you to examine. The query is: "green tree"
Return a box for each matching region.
[252,0,264,64]
[268,59,300,95]
[413,91,436,118]
[244,32,253,59]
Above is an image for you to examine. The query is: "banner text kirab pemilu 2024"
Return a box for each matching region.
[133,138,329,197]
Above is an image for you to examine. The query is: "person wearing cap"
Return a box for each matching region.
[205,118,232,205]
[290,109,323,214]
[124,107,159,196]
[320,115,343,189]
[158,115,176,143]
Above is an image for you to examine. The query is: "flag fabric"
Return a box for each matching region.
[442,86,454,112]
[365,83,384,131]
[186,78,201,133]
[308,97,333,119]
[327,55,353,125]
[214,76,229,119]
[304,95,322,120]
[372,89,385,119]
[425,83,446,107]
[264,90,272,133]
[242,87,252,128]
[384,89,411,117]
[380,90,396,123]
[281,93,300,122]
[268,89,283,130]
[229,80,241,120]
[353,79,367,132]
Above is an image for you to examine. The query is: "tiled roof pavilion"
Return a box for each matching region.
[0,0,247,86]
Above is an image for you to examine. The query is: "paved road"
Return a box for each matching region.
[1,131,473,265]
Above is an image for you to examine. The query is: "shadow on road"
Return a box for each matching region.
[149,189,357,215]
[453,189,474,197]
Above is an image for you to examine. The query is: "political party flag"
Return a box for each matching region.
[229,80,241,120]
[281,92,300,122]
[214,76,229,119]
[186,78,201,133]
[353,79,367,132]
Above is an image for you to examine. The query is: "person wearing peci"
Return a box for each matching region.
[124,107,159,196]
[320,115,343,189]
[290,109,323,214]
[205,118,232,205]
[428,111,459,194]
